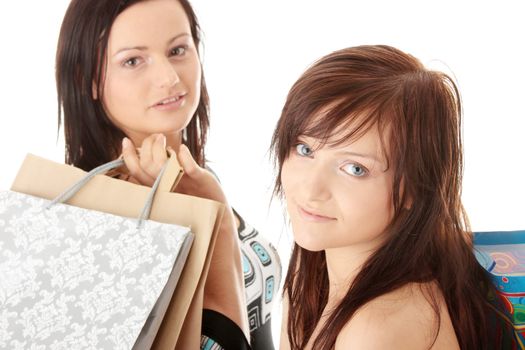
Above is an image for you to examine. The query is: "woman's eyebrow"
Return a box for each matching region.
[165,33,190,46]
[113,33,191,56]
[335,150,382,163]
[113,45,147,56]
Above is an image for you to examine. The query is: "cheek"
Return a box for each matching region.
[280,160,295,198]
[104,70,143,102]
[338,183,393,234]
[180,59,202,116]
[193,62,202,89]
[102,72,125,105]
[102,71,142,117]
[183,55,202,91]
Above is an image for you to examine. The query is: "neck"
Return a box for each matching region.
[324,242,379,304]
[165,131,183,152]
[126,130,183,152]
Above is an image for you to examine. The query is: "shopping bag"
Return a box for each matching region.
[9,154,224,349]
[1,156,194,349]
[474,230,525,349]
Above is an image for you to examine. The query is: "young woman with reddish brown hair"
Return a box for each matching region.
[272,45,512,349]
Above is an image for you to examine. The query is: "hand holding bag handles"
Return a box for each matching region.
[7,153,224,349]
[1,155,194,349]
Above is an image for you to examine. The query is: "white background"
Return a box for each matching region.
[1,0,524,345]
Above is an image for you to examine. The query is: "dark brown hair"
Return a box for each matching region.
[56,0,209,170]
[271,45,509,349]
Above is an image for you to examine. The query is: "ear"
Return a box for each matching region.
[403,196,413,210]
[92,81,98,100]
[399,178,412,210]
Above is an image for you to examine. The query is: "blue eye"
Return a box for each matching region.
[341,163,368,177]
[295,143,313,157]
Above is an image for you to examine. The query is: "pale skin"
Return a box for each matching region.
[279,120,460,349]
[280,281,460,350]
[96,0,249,339]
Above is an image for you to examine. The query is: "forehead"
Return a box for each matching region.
[303,106,391,163]
[108,0,190,49]
[307,103,387,142]
[306,124,385,156]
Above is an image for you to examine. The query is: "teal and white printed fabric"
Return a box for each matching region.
[0,190,192,349]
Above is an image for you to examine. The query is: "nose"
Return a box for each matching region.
[155,58,180,89]
[301,163,332,202]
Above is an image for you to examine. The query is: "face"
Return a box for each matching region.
[100,0,201,144]
[281,118,395,253]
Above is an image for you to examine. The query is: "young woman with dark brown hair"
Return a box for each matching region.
[272,45,512,349]
[55,0,280,348]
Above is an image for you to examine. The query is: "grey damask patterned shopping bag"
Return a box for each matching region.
[0,158,193,350]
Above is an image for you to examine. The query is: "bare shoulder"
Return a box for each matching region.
[335,282,460,350]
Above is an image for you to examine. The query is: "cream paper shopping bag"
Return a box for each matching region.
[11,154,223,349]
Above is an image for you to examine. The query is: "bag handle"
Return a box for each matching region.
[158,150,184,193]
[46,157,177,228]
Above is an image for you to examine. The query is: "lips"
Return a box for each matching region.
[297,205,336,222]
[151,92,186,107]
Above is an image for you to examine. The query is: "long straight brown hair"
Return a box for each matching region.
[56,0,209,170]
[271,45,509,349]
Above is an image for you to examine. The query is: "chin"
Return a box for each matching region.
[297,244,325,252]
[152,120,190,134]
[293,232,328,252]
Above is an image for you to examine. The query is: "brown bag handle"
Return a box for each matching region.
[158,150,184,193]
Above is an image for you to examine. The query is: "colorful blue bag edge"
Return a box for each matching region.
[474,230,525,349]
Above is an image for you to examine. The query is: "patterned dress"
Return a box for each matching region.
[201,210,281,350]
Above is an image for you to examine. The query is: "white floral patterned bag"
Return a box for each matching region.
[0,157,194,349]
